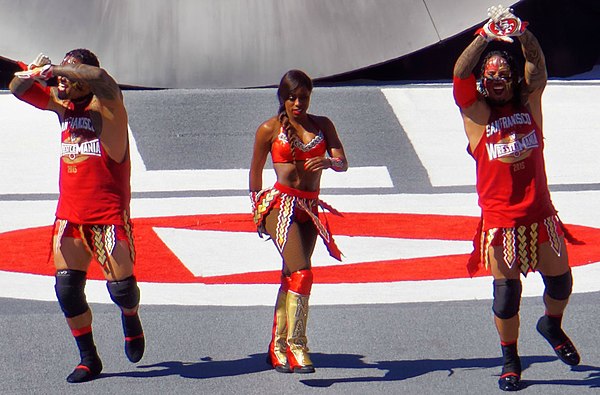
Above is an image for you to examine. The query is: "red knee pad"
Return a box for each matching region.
[288,270,313,295]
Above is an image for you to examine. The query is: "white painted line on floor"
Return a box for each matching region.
[0,95,393,193]
[382,84,600,187]
[154,229,472,277]
[0,261,597,306]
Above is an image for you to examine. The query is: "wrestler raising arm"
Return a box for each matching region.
[517,29,548,127]
[453,6,579,392]
[10,49,144,384]
[11,55,129,163]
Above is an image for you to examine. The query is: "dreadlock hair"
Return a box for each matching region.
[478,50,523,106]
[64,48,100,67]
[276,70,313,162]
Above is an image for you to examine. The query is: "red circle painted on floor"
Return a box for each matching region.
[1,213,597,284]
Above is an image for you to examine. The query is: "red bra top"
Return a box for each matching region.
[271,127,327,163]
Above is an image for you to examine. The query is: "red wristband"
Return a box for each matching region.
[19,83,52,110]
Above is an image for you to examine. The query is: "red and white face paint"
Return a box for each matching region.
[482,55,513,105]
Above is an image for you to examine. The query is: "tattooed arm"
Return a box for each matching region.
[454,35,489,79]
[53,63,129,162]
[518,29,547,126]
[518,30,547,94]
[51,63,123,101]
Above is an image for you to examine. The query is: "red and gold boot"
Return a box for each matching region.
[267,275,292,373]
[286,269,315,373]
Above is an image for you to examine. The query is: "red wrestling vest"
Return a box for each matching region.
[56,101,131,224]
[470,103,556,229]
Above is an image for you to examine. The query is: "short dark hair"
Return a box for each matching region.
[64,48,100,67]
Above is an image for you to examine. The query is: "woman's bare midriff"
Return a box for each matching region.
[274,161,322,191]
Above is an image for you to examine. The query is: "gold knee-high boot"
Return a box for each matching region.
[286,269,315,373]
[268,275,291,373]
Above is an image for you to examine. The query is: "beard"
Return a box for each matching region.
[485,96,511,107]
[57,88,68,100]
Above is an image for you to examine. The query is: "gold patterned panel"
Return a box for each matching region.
[528,223,539,271]
[54,219,68,255]
[271,289,289,366]
[483,228,497,270]
[517,225,530,273]
[503,228,517,269]
[274,195,295,253]
[254,188,280,225]
[286,292,312,367]
[105,225,116,256]
[123,210,136,263]
[91,225,108,269]
[545,216,562,256]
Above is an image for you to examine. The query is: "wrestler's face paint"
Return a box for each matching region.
[285,86,311,120]
[57,56,90,101]
[482,55,513,105]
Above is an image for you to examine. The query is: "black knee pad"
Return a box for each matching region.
[492,279,522,319]
[106,275,140,309]
[542,270,573,301]
[54,269,89,318]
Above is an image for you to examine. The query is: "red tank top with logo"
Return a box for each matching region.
[56,101,131,224]
[470,103,556,229]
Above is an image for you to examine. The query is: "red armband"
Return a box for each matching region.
[17,61,28,71]
[19,83,52,110]
[453,74,478,109]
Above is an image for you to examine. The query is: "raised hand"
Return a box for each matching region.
[479,17,514,43]
[28,53,51,70]
[484,4,528,42]
[14,64,53,81]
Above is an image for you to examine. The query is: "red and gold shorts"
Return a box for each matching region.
[469,215,564,275]
[252,182,342,261]
[53,215,136,269]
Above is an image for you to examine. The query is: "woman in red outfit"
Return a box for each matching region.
[249,69,348,373]
[453,5,579,391]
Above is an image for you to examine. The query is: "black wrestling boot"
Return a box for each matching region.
[122,312,145,363]
[66,359,103,383]
[498,342,523,391]
[66,332,103,383]
[498,373,522,392]
[536,315,580,366]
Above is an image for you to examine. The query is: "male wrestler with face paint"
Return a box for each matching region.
[453,5,580,392]
[10,49,144,383]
